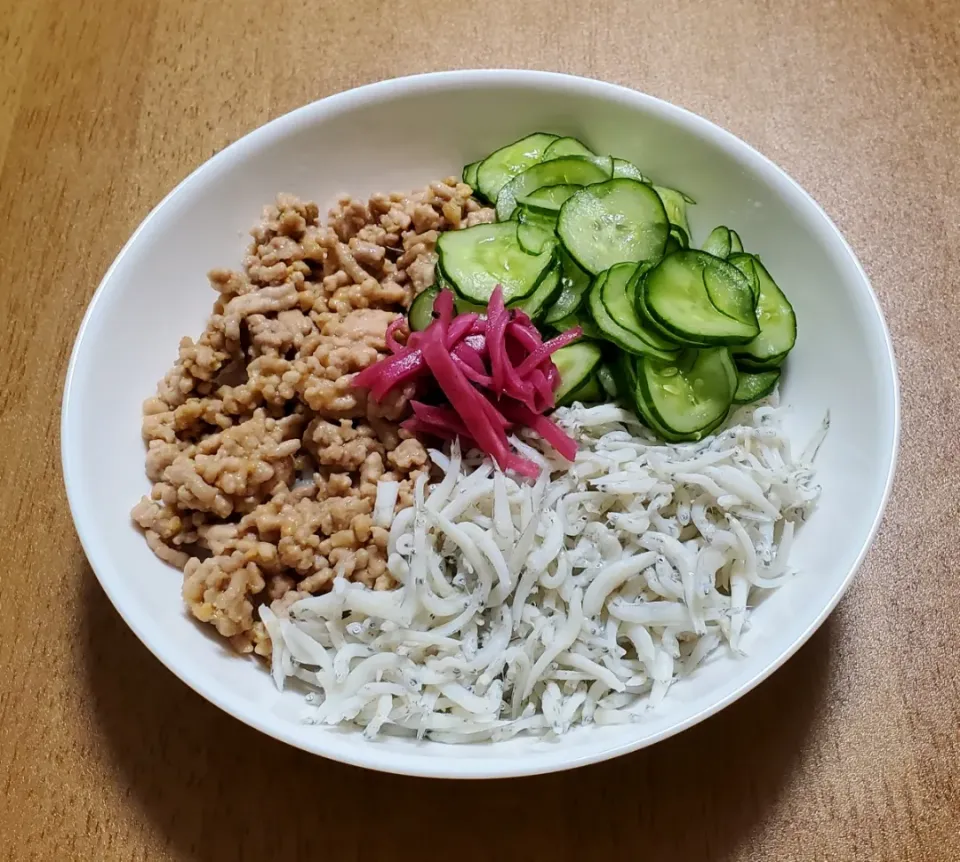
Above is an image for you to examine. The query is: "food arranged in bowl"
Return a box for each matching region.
[131,130,823,742]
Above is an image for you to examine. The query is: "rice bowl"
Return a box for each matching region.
[61,70,899,777]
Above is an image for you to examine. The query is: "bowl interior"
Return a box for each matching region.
[62,71,898,778]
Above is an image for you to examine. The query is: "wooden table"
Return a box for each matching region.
[2,0,958,859]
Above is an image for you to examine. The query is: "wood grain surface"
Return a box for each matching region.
[1,0,958,859]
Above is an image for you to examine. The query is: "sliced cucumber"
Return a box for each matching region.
[734,368,780,403]
[558,373,604,406]
[543,247,591,324]
[558,178,670,275]
[582,154,615,174]
[669,225,690,248]
[435,263,453,289]
[727,252,761,304]
[449,266,561,320]
[496,156,611,221]
[664,231,684,256]
[437,221,554,305]
[588,267,680,360]
[702,226,734,259]
[730,257,797,366]
[441,269,486,315]
[602,262,681,353]
[633,269,706,346]
[617,355,685,440]
[516,208,557,255]
[544,153,614,175]
[552,341,603,403]
[517,203,558,226]
[612,158,650,183]
[409,286,440,331]
[641,250,760,345]
[702,254,758,324]
[634,348,735,441]
[512,265,562,320]
[543,137,596,159]
[736,351,789,371]
[721,344,739,394]
[475,132,558,202]
[551,312,603,340]
[442,134,798,442]
[454,297,486,315]
[597,363,618,398]
[462,161,480,190]
[517,183,581,214]
[543,280,585,322]
[653,186,694,240]
[517,222,555,255]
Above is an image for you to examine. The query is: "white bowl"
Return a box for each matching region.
[62,70,899,778]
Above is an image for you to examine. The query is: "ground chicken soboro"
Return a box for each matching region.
[132,179,495,654]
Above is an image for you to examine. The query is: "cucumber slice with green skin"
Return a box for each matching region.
[589,267,681,360]
[544,282,586,321]
[517,221,556,255]
[437,265,483,311]
[727,252,761,304]
[454,297,486,315]
[730,256,797,366]
[462,161,480,190]
[601,262,681,354]
[588,155,615,173]
[653,186,694,239]
[512,265,562,320]
[612,158,650,183]
[597,363,618,398]
[616,354,683,440]
[664,231,684,256]
[734,368,780,403]
[551,312,603,340]
[642,250,760,345]
[543,247,591,324]
[450,269,562,319]
[634,266,711,347]
[736,351,788,371]
[558,178,670,275]
[635,348,736,441]
[437,221,555,305]
[516,208,558,255]
[559,243,590,283]
[558,373,604,406]
[721,344,739,395]
[496,156,611,222]
[664,224,690,256]
[436,259,480,312]
[543,136,596,159]
[409,286,440,331]
[441,254,485,316]
[702,226,734,259]
[435,261,453,288]
[517,203,558,226]
[517,183,581,214]
[475,132,559,202]
[552,341,604,402]
[547,153,615,175]
[729,230,744,254]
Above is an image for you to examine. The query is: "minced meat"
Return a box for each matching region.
[132,179,494,654]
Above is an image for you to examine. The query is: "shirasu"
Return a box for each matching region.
[262,393,824,742]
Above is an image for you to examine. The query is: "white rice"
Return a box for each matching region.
[262,394,825,742]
